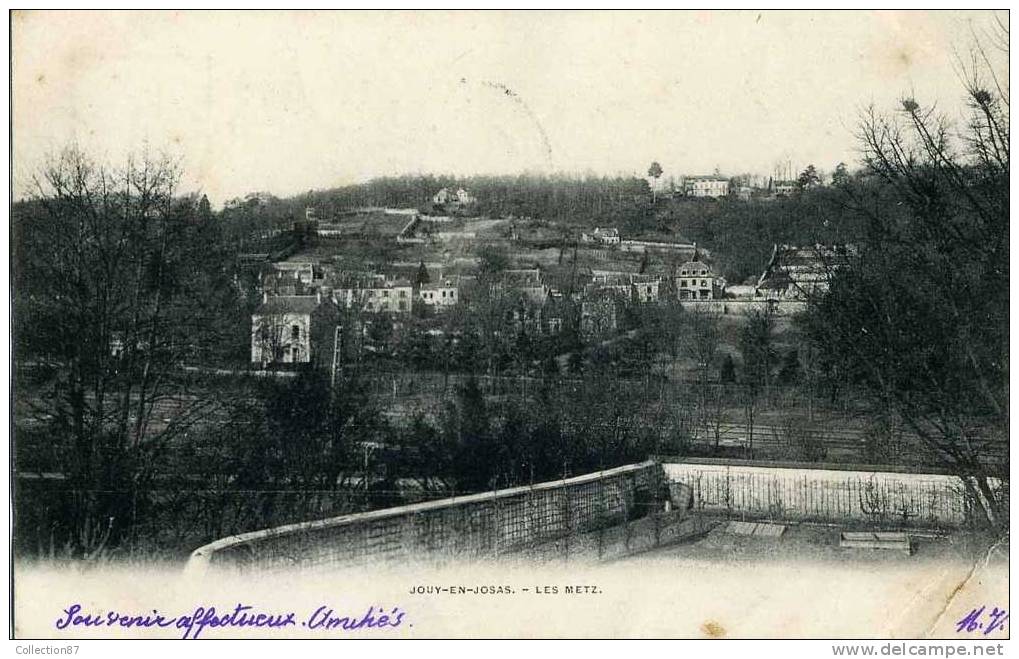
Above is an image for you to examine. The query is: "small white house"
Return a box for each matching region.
[251,294,320,364]
[433,187,476,206]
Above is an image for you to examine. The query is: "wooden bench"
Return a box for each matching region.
[839,531,912,555]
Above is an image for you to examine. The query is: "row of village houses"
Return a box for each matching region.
[251,260,721,365]
[671,176,811,200]
[430,180,802,206]
[257,258,725,315]
[427,180,802,204]
[250,244,848,365]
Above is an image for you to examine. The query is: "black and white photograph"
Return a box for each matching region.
[8,8,1011,647]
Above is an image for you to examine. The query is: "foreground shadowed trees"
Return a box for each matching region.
[13,148,243,558]
[116,367,669,558]
[800,41,1009,530]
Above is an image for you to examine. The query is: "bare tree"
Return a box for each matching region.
[685,308,720,441]
[739,309,776,457]
[252,307,291,366]
[14,147,231,557]
[805,20,1008,530]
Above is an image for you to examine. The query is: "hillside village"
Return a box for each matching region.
[248,181,850,371]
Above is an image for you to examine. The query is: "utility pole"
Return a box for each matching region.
[359,442,381,505]
[364,443,370,499]
[331,324,343,388]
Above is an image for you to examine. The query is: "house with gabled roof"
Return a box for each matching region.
[676,260,723,300]
[251,294,321,365]
[330,276,414,314]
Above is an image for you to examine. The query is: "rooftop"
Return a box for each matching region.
[769,244,855,271]
[255,295,320,316]
[678,260,713,273]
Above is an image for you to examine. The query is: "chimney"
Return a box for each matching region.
[316,290,322,305]
[262,291,268,304]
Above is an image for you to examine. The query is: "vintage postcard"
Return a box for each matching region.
[8,8,1009,650]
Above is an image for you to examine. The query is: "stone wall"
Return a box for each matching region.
[186,461,666,574]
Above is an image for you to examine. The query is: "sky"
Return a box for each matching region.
[12,10,1008,206]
